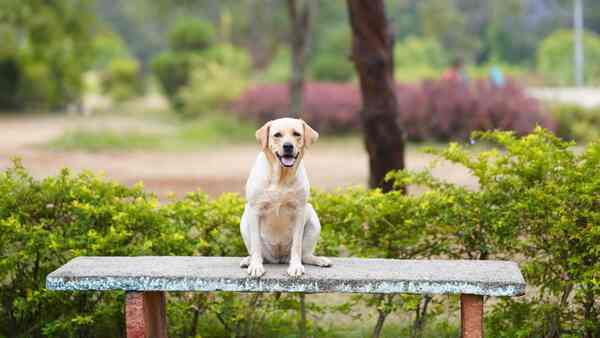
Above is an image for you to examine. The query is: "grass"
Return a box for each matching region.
[47,115,258,152]
[48,129,162,151]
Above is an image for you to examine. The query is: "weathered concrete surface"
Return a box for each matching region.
[46,257,526,296]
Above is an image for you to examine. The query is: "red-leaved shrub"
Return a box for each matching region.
[233,79,555,140]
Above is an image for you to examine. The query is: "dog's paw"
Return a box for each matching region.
[240,256,250,268]
[287,263,305,277]
[303,255,332,267]
[314,256,332,267]
[247,262,265,277]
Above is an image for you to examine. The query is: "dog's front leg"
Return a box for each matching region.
[247,208,265,277]
[287,210,306,277]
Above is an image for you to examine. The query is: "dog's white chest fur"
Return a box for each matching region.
[255,183,306,257]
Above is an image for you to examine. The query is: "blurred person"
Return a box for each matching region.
[442,57,468,84]
[489,65,505,88]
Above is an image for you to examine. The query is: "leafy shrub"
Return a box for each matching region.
[233,79,555,139]
[550,103,600,143]
[151,51,192,110]
[394,36,447,83]
[255,47,291,83]
[399,78,554,141]
[233,82,361,134]
[92,32,129,70]
[18,61,57,109]
[0,0,95,111]
[100,57,144,102]
[169,18,215,52]
[537,29,600,86]
[151,18,215,111]
[310,27,354,82]
[310,54,354,82]
[0,161,247,337]
[388,128,600,337]
[178,44,251,117]
[0,52,20,109]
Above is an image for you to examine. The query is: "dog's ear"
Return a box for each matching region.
[255,121,271,149]
[302,120,319,147]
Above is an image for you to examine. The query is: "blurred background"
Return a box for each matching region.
[1,0,600,197]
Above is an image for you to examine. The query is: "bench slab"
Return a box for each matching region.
[46,256,525,296]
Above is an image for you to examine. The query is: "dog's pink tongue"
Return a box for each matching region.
[282,157,295,166]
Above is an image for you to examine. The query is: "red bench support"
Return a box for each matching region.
[461,294,484,338]
[126,292,167,338]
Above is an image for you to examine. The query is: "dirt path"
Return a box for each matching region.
[0,115,476,198]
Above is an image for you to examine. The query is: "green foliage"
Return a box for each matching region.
[178,44,251,117]
[550,103,600,143]
[47,129,162,152]
[47,115,257,151]
[169,18,216,52]
[309,27,354,82]
[92,32,130,70]
[100,57,144,102]
[256,47,291,83]
[394,36,447,82]
[388,127,600,337]
[152,19,249,115]
[417,0,480,62]
[151,51,192,110]
[537,29,600,86]
[395,36,448,70]
[310,55,354,82]
[0,0,96,111]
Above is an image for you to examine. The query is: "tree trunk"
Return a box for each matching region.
[347,0,405,192]
[287,0,314,117]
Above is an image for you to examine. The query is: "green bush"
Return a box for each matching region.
[0,0,95,111]
[0,52,20,109]
[18,61,57,109]
[169,18,215,52]
[537,29,600,86]
[152,18,225,113]
[255,47,291,83]
[310,54,354,82]
[394,36,448,70]
[92,32,130,70]
[178,44,251,117]
[100,57,144,102]
[394,36,447,83]
[550,103,600,143]
[310,27,354,82]
[388,128,600,337]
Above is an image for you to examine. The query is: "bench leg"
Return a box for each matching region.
[126,292,168,338]
[461,294,483,338]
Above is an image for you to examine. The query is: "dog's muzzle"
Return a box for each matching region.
[276,152,299,167]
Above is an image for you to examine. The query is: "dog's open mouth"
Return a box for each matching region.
[276,152,299,167]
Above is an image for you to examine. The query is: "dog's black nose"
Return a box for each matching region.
[283,143,294,153]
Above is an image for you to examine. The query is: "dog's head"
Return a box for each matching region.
[255,117,319,168]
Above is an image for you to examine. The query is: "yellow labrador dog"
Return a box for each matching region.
[240,117,331,277]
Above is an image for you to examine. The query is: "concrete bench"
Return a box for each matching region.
[47,256,526,338]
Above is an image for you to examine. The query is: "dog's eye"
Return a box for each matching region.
[273,132,282,138]
[293,131,301,137]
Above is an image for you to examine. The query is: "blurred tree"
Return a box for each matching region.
[417,0,480,62]
[537,29,600,85]
[0,0,96,111]
[347,0,405,194]
[287,0,316,116]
